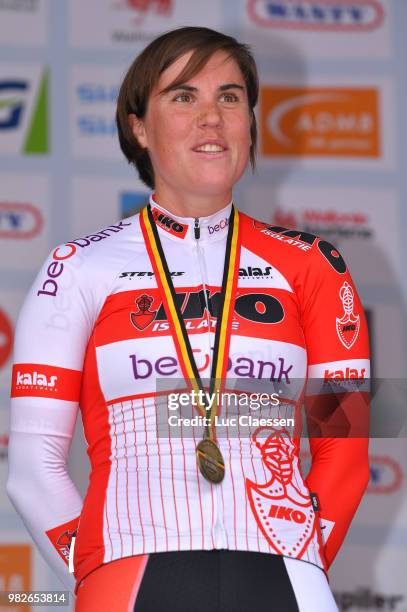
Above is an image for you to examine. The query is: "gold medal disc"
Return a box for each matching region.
[196,438,225,484]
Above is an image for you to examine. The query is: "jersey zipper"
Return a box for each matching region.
[194,217,227,549]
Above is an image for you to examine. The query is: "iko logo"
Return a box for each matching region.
[248,0,384,31]
[16,370,57,388]
[0,202,43,239]
[130,289,285,331]
[268,504,306,523]
[239,266,272,278]
[151,207,188,238]
[208,217,229,234]
[37,220,131,297]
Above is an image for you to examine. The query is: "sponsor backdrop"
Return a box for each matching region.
[1,0,406,610]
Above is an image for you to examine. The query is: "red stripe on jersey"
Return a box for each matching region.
[95,283,306,347]
[11,363,81,401]
[74,337,111,588]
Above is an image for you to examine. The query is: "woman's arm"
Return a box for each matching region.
[7,245,93,593]
[298,241,370,570]
[7,428,82,594]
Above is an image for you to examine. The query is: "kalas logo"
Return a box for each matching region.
[324,366,366,380]
[0,202,43,239]
[261,86,380,158]
[239,266,272,278]
[15,370,58,389]
[248,0,384,31]
[0,308,13,369]
[368,455,403,494]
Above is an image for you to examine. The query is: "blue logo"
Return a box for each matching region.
[76,83,118,136]
[0,80,28,130]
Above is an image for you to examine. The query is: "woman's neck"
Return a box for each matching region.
[152,187,233,218]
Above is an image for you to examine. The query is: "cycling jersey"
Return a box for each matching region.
[8,195,370,595]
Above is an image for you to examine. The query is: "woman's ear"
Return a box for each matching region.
[128,113,148,149]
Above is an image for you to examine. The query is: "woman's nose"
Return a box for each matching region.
[196,104,223,128]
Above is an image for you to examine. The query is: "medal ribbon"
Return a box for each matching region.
[140,204,241,442]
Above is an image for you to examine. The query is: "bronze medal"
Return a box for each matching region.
[196,438,225,484]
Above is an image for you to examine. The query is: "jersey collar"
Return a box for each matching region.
[148,193,233,243]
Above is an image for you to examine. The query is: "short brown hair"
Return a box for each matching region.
[116,26,259,189]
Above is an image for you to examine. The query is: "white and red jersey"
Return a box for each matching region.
[9,195,370,594]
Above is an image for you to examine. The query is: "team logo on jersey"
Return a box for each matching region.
[239,266,272,278]
[45,516,79,566]
[130,294,157,330]
[119,271,184,279]
[56,529,77,563]
[246,427,317,557]
[15,370,58,389]
[151,207,188,239]
[336,281,360,349]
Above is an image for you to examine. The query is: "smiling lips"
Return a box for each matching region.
[192,140,228,153]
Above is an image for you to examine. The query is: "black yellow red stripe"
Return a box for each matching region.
[140,203,241,437]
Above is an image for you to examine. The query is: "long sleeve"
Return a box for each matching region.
[299,242,370,570]
[6,430,82,594]
[7,244,94,593]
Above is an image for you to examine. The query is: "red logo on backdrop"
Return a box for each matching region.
[246,427,316,557]
[0,203,43,239]
[368,456,403,494]
[123,0,173,23]
[247,0,384,32]
[130,294,157,330]
[273,207,297,227]
[0,309,13,369]
[336,281,360,349]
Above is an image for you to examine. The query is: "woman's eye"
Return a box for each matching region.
[220,93,239,103]
[174,93,193,103]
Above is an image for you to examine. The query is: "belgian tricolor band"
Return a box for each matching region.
[140,203,241,483]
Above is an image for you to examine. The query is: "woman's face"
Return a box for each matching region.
[130,50,252,202]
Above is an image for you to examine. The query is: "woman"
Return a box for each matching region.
[7,27,370,611]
